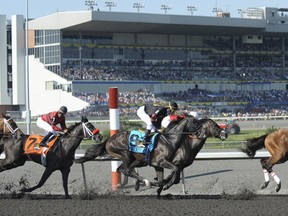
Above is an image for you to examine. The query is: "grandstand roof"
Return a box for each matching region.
[28,10,287,36]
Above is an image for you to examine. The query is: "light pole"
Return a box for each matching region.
[187,6,197,15]
[212,7,222,15]
[238,9,245,17]
[85,0,97,11]
[105,1,117,11]
[133,3,145,13]
[25,0,31,133]
[161,4,172,14]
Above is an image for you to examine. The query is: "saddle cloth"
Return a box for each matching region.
[128,130,158,154]
[23,134,58,156]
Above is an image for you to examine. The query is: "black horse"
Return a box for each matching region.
[126,117,227,195]
[161,118,227,191]
[0,116,102,198]
[75,116,225,196]
[0,113,23,141]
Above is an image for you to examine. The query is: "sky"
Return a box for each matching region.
[0,0,287,19]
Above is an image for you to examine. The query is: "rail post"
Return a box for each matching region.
[109,87,122,191]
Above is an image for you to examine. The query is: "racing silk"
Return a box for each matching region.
[144,105,170,119]
[143,105,171,130]
[41,111,67,131]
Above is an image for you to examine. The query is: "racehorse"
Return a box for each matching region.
[242,128,288,193]
[0,113,23,141]
[75,116,226,196]
[128,117,227,195]
[0,116,102,198]
[161,117,227,192]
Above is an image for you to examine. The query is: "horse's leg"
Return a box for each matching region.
[60,167,71,199]
[156,159,180,191]
[117,163,151,189]
[0,142,26,172]
[260,158,281,192]
[150,167,164,187]
[116,157,152,190]
[22,167,54,193]
[0,156,27,172]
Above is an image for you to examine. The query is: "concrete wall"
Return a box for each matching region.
[27,56,89,117]
[12,15,25,105]
[0,15,9,104]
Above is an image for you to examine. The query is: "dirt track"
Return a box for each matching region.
[1,194,288,216]
[1,159,288,216]
[2,119,288,215]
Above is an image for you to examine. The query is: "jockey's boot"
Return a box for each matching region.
[138,130,151,148]
[143,129,151,145]
[39,132,53,147]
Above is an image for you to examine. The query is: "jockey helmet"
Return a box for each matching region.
[59,106,68,114]
[189,111,199,119]
[167,101,178,111]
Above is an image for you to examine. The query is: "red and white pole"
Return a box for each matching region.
[109,87,121,191]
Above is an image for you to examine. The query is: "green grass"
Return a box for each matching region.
[79,129,269,150]
[207,129,267,143]
[205,129,268,149]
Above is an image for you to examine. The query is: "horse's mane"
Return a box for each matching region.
[163,118,183,132]
[65,122,81,134]
[196,117,218,127]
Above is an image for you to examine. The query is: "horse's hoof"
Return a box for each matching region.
[143,179,151,188]
[135,181,140,191]
[157,188,162,198]
[163,184,169,191]
[21,188,30,193]
[261,181,269,189]
[276,182,281,192]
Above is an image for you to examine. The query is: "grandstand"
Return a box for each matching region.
[1,7,288,117]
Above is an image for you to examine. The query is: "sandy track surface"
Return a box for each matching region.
[1,159,288,215]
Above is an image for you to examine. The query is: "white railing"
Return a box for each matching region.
[0,150,271,195]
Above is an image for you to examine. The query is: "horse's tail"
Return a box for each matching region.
[74,139,108,163]
[241,134,268,158]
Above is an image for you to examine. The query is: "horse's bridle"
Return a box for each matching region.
[82,122,100,140]
[202,119,227,141]
[3,117,21,135]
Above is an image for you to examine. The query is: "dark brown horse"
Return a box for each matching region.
[0,116,102,198]
[129,117,227,195]
[75,117,227,196]
[242,128,288,192]
[0,113,23,141]
[164,118,227,188]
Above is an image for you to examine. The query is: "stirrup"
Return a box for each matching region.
[138,143,146,148]
[39,142,48,147]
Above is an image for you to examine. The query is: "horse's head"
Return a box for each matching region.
[195,118,228,141]
[81,116,103,142]
[1,113,23,139]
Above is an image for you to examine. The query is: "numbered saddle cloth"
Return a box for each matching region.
[128,130,158,154]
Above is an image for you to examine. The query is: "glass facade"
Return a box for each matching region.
[34,30,61,74]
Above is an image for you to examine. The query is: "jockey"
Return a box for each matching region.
[137,101,178,145]
[189,111,199,119]
[161,114,185,129]
[162,110,199,129]
[161,111,203,138]
[36,106,68,147]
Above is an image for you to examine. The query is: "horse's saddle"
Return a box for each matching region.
[128,130,158,154]
[23,134,58,156]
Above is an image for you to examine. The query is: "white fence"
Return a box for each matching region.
[0,150,271,195]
